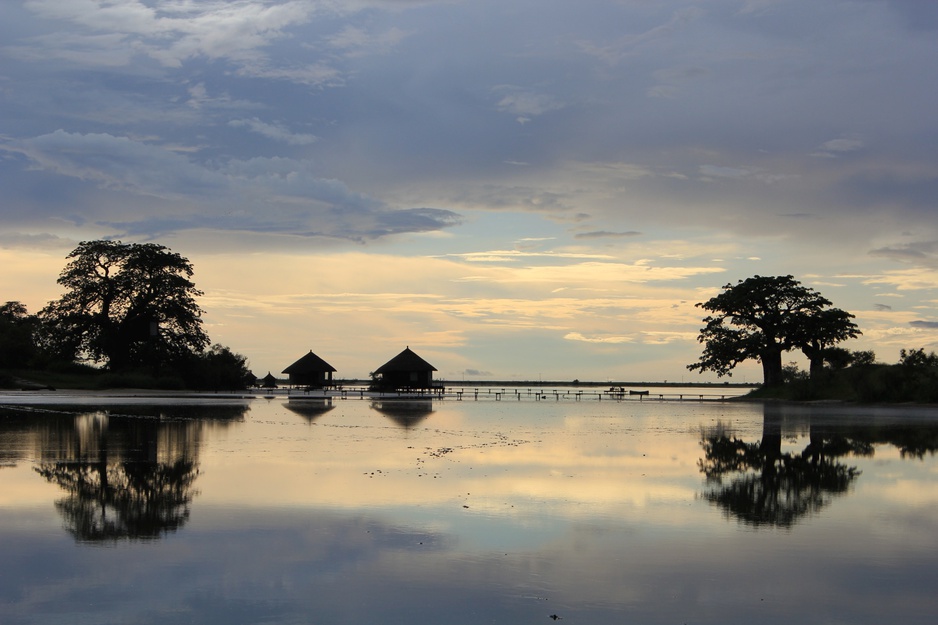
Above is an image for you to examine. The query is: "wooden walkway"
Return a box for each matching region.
[282,386,737,403]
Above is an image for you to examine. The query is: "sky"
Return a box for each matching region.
[1,0,937,383]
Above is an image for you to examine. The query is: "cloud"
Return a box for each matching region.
[19,0,318,69]
[456,261,724,285]
[3,0,938,379]
[1,130,461,241]
[812,138,864,158]
[575,231,642,240]
[909,320,938,329]
[577,6,705,65]
[461,369,493,377]
[5,130,227,199]
[869,241,938,267]
[445,250,615,263]
[327,25,410,58]
[862,268,938,291]
[493,86,564,123]
[564,332,634,344]
[228,118,318,145]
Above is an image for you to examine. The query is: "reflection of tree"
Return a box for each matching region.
[37,456,197,542]
[699,406,865,527]
[9,404,247,542]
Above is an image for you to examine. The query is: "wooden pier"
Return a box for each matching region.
[282,385,737,403]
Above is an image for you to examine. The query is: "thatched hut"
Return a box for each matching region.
[371,346,437,391]
[283,350,336,388]
[261,372,279,389]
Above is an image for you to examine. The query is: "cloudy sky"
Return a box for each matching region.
[2,0,937,382]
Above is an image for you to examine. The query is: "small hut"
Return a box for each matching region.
[261,372,279,389]
[371,346,437,391]
[282,350,337,388]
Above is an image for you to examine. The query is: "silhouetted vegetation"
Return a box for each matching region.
[688,275,860,386]
[747,348,938,403]
[0,240,251,391]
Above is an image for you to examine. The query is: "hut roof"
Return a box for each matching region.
[282,350,337,374]
[374,346,437,374]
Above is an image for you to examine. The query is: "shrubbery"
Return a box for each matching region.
[751,348,938,403]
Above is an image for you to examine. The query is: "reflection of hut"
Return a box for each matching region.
[371,347,437,391]
[261,372,279,389]
[370,400,434,428]
[282,350,337,388]
[285,398,335,422]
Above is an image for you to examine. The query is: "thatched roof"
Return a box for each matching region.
[374,346,437,374]
[282,350,336,374]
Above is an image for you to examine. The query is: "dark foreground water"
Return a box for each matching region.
[1,392,936,624]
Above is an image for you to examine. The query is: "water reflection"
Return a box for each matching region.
[0,403,246,543]
[284,397,336,422]
[699,404,938,527]
[370,399,434,428]
[2,399,938,624]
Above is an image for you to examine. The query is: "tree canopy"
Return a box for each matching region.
[0,301,42,369]
[40,240,209,373]
[687,275,860,386]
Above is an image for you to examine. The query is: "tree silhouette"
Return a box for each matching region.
[40,240,208,372]
[688,275,859,386]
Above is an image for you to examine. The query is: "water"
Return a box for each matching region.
[1,392,936,624]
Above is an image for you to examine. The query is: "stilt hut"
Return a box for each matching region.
[282,350,337,388]
[371,346,437,391]
[261,372,279,389]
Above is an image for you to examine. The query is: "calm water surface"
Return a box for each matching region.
[1,391,936,624]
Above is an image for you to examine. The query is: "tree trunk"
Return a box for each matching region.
[809,356,825,380]
[761,349,784,386]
